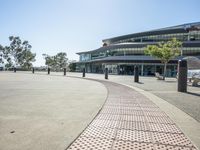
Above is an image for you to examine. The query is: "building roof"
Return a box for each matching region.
[76,22,200,56]
[76,42,156,54]
[76,41,200,55]
[102,22,200,44]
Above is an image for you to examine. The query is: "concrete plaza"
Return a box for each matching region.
[0,72,106,150]
[68,80,199,150]
[0,71,199,149]
[67,72,200,122]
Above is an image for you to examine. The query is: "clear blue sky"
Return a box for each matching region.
[0,0,200,66]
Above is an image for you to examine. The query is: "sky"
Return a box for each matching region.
[0,0,200,66]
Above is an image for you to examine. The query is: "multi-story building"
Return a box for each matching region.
[75,22,200,77]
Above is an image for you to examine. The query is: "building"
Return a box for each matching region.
[75,22,200,77]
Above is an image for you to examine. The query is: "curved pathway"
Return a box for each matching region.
[67,80,198,150]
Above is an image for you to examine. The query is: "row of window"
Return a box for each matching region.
[80,54,91,61]
[80,47,200,61]
[112,32,200,44]
[182,47,200,55]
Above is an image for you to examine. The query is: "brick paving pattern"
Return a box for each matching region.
[67,81,198,150]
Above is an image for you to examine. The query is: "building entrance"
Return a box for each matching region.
[118,65,134,75]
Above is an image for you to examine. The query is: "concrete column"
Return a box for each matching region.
[187,34,190,41]
[141,64,144,76]
[174,65,177,77]
[177,60,187,92]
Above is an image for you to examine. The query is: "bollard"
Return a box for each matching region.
[32,68,35,74]
[82,68,85,77]
[48,68,50,74]
[64,68,66,76]
[105,68,108,79]
[177,60,187,92]
[134,66,139,82]
[14,67,16,73]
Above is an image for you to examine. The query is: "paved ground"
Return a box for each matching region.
[0,72,107,150]
[1,71,200,149]
[66,72,200,122]
[67,81,198,150]
[16,71,200,122]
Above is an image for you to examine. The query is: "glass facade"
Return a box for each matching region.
[79,53,91,62]
[110,31,200,44]
[90,47,145,60]
[76,22,200,77]
[182,47,200,55]
[81,45,200,61]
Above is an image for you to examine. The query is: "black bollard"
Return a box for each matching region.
[64,68,66,76]
[82,68,85,77]
[32,68,35,74]
[14,67,16,73]
[105,68,108,79]
[177,60,187,92]
[134,66,139,82]
[48,68,50,74]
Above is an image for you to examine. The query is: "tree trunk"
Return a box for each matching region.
[163,62,167,80]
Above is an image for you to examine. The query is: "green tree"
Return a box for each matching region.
[55,52,68,69]
[42,54,54,68]
[3,36,36,69]
[145,38,182,80]
[68,60,76,72]
[19,49,36,69]
[43,52,68,71]
[0,45,4,64]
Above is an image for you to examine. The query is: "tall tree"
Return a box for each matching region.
[42,54,56,68]
[18,40,36,69]
[55,52,68,69]
[43,52,68,71]
[3,36,36,69]
[0,45,4,64]
[68,60,76,72]
[145,38,182,80]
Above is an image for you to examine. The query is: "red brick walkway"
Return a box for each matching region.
[67,81,198,150]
